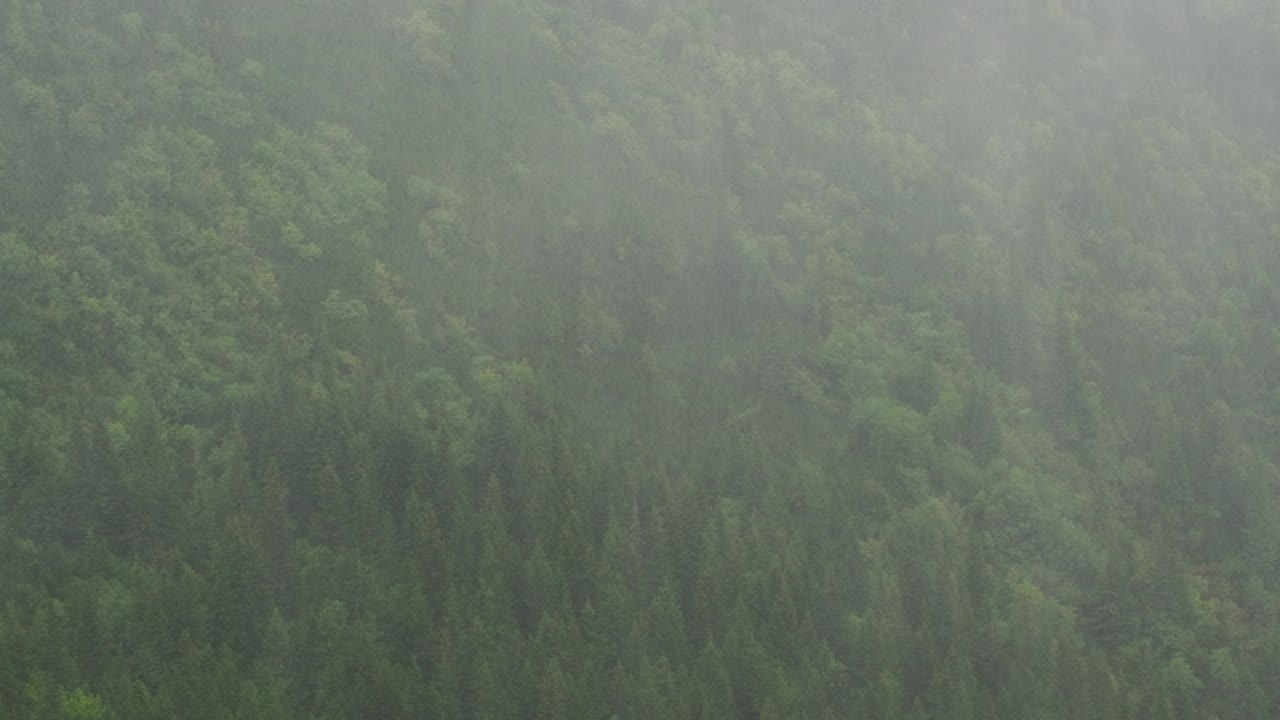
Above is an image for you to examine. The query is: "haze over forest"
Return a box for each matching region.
[3,0,1280,717]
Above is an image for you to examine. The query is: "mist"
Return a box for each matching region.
[2,0,1279,717]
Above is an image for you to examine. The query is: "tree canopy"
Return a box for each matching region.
[3,0,1280,717]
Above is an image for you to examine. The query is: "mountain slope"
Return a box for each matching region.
[2,0,1280,717]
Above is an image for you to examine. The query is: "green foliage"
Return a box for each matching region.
[1,0,1279,717]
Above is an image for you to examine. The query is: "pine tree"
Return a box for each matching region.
[694,640,735,720]
[404,490,449,601]
[255,460,294,600]
[535,658,570,720]
[312,462,348,547]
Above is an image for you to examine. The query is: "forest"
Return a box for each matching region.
[2,0,1280,717]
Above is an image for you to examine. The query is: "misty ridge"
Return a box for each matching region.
[2,0,1280,717]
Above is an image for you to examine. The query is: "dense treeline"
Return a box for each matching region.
[3,0,1280,717]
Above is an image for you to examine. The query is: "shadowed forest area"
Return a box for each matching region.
[3,0,1280,717]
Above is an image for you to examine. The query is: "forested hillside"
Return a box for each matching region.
[3,0,1280,717]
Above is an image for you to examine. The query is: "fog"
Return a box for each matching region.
[1,0,1279,717]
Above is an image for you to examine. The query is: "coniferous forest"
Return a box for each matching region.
[4,0,1280,717]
